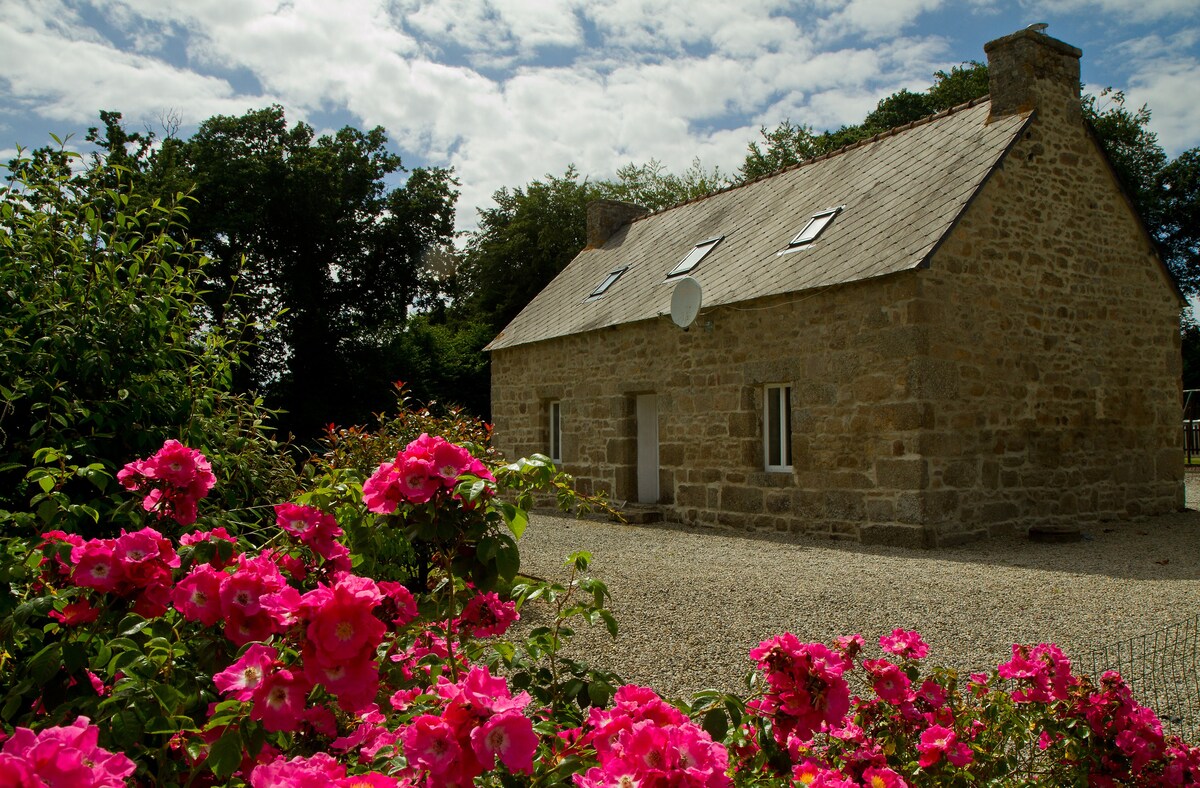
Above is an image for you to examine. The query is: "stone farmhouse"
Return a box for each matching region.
[486,28,1185,547]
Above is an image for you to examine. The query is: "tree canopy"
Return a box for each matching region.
[80,107,461,439]
[455,167,600,337]
[740,63,990,181]
[28,70,1198,421]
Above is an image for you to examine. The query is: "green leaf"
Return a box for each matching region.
[500,502,528,539]
[145,715,178,735]
[12,596,54,625]
[598,609,619,638]
[588,677,614,708]
[566,550,592,572]
[108,707,144,750]
[62,642,89,674]
[207,728,244,779]
[494,535,520,582]
[152,682,182,712]
[29,642,62,684]
[702,707,729,741]
[118,615,149,636]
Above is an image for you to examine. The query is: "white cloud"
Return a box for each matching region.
[816,0,947,41]
[14,0,1190,239]
[1105,30,1200,155]
[399,0,584,57]
[1035,0,1200,21]
[1125,67,1200,156]
[0,17,249,128]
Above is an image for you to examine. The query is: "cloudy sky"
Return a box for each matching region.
[2,0,1198,230]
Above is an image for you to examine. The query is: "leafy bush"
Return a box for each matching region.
[0,149,297,538]
[1,434,1198,787]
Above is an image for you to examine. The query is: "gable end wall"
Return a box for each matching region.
[916,109,1184,534]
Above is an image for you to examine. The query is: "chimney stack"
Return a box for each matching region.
[586,200,648,248]
[984,27,1082,123]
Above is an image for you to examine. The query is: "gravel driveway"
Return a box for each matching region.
[513,476,1200,723]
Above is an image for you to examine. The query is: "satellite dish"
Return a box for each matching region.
[670,276,703,329]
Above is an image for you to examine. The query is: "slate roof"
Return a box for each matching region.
[486,99,1032,351]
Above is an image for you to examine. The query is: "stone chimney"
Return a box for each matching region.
[586,199,648,248]
[984,27,1082,123]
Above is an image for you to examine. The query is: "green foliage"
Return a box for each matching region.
[456,166,600,335]
[80,107,462,440]
[1156,147,1200,296]
[177,106,460,438]
[925,61,991,110]
[598,157,730,211]
[0,147,295,535]
[381,315,495,418]
[740,120,833,182]
[494,550,623,725]
[739,62,990,181]
[313,383,500,482]
[1083,89,1169,224]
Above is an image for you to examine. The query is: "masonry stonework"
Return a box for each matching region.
[488,30,1184,546]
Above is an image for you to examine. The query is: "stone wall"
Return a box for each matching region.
[912,73,1184,539]
[489,34,1184,546]
[490,110,1184,547]
[492,271,964,545]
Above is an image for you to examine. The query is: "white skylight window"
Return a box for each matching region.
[666,236,722,278]
[789,206,843,247]
[585,266,628,301]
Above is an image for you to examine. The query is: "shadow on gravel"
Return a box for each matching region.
[549,508,1200,582]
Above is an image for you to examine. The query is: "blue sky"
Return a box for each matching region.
[2,1,1197,231]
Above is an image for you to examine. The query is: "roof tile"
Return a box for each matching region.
[487,100,1030,351]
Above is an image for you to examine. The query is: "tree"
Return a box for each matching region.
[1083,89,1168,224]
[456,167,601,336]
[740,63,991,181]
[1157,148,1200,296]
[740,121,833,182]
[134,106,460,438]
[598,157,729,211]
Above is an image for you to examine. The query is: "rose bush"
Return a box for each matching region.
[1,436,1198,787]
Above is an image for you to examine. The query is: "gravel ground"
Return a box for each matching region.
[513,476,1200,727]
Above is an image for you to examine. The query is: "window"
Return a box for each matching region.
[585,266,628,301]
[548,401,562,463]
[666,236,722,278]
[788,206,842,247]
[764,385,792,471]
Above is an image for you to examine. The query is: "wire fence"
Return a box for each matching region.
[1082,613,1200,742]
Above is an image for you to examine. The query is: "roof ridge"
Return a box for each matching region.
[628,94,994,223]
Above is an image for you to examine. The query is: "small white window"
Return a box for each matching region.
[666,236,722,278]
[764,385,792,471]
[586,266,628,301]
[789,207,842,247]
[549,401,562,463]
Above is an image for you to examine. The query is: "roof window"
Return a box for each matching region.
[666,236,722,278]
[585,266,628,301]
[788,206,842,247]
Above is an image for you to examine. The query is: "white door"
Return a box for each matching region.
[636,394,658,504]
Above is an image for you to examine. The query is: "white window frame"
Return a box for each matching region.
[666,236,722,278]
[585,266,628,301]
[548,400,562,463]
[763,384,792,472]
[788,206,843,248]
